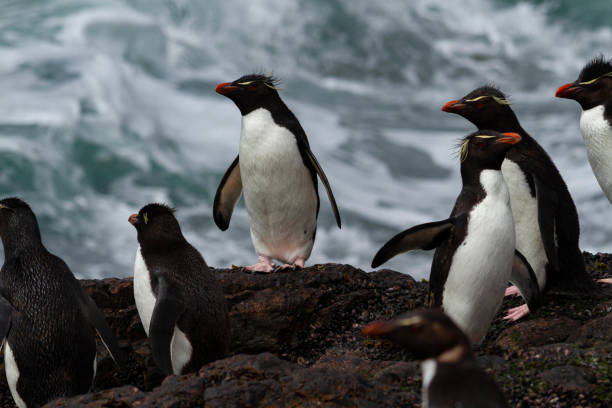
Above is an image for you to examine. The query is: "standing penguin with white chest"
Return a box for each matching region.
[0,197,125,408]
[442,85,595,320]
[130,203,230,375]
[556,56,612,285]
[214,74,341,272]
[372,131,540,344]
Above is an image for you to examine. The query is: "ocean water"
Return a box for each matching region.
[0,0,610,279]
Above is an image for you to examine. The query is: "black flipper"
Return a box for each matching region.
[510,250,542,311]
[213,156,242,231]
[0,295,12,346]
[304,147,342,228]
[534,176,559,273]
[73,281,127,367]
[371,218,455,268]
[149,274,186,375]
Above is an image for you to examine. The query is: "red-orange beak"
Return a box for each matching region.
[362,320,394,337]
[215,82,239,95]
[442,99,466,113]
[128,214,139,225]
[497,132,522,145]
[555,82,579,99]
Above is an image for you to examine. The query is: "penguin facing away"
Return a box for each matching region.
[442,85,595,320]
[362,309,509,408]
[129,203,230,375]
[214,74,341,272]
[372,131,540,344]
[0,197,125,408]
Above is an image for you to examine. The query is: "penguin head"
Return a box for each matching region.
[362,309,470,360]
[0,197,42,247]
[442,85,515,129]
[215,74,282,115]
[458,130,521,170]
[556,55,612,110]
[129,203,183,248]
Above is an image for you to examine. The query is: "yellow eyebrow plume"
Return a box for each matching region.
[143,213,149,224]
[460,139,470,162]
[237,81,254,86]
[397,316,423,327]
[464,95,511,105]
[579,71,612,85]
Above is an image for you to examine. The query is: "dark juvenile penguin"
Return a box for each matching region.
[372,131,540,344]
[0,197,125,408]
[362,310,509,408]
[214,74,341,272]
[442,85,595,319]
[129,203,230,375]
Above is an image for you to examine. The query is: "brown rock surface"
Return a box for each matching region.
[0,252,610,407]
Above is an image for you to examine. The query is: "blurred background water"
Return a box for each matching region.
[0,0,610,279]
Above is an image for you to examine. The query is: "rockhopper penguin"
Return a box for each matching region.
[363,309,509,408]
[214,74,341,272]
[130,203,230,375]
[0,197,125,408]
[371,131,539,344]
[442,85,595,319]
[556,56,612,285]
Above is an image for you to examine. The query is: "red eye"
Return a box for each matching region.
[477,142,485,149]
[249,86,256,92]
[477,103,484,109]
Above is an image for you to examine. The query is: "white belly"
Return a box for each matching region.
[170,327,193,374]
[5,342,27,408]
[580,105,612,204]
[501,159,547,289]
[239,108,318,263]
[133,246,155,335]
[421,359,437,408]
[443,170,514,344]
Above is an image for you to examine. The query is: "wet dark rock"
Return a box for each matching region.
[539,365,592,392]
[495,317,581,352]
[0,253,608,407]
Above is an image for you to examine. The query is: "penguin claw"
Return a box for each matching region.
[597,278,612,284]
[504,285,521,297]
[277,263,298,271]
[503,304,530,321]
[275,257,306,272]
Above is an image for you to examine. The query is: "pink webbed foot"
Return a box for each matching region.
[504,285,521,297]
[503,304,530,321]
[597,278,612,284]
[245,256,276,273]
[276,257,306,271]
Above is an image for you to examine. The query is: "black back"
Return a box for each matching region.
[446,86,594,293]
[133,204,230,372]
[0,198,96,406]
[428,362,509,408]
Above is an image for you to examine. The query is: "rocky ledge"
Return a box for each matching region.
[0,253,610,407]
